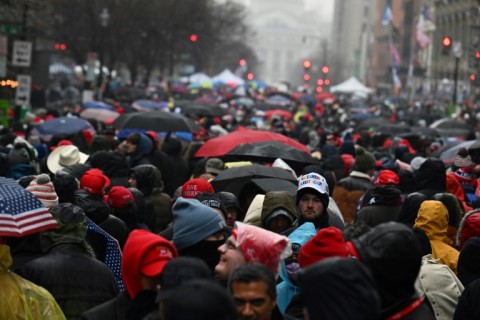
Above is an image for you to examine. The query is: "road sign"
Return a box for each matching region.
[12,40,32,67]
[15,74,31,106]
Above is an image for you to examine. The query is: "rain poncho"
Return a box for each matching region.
[0,244,66,320]
[414,200,459,274]
[277,222,316,313]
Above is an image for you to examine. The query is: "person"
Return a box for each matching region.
[46,144,88,175]
[333,146,376,224]
[205,157,224,176]
[195,191,228,220]
[181,178,214,199]
[453,278,480,319]
[81,229,178,320]
[261,191,297,234]
[75,168,128,248]
[218,191,244,227]
[286,172,331,234]
[229,263,290,320]
[128,164,171,233]
[276,222,316,314]
[157,279,237,320]
[456,237,480,287]
[106,186,149,233]
[298,257,381,320]
[215,221,290,286]
[124,132,153,168]
[171,197,226,273]
[349,222,435,319]
[414,200,460,273]
[15,203,119,320]
[26,174,59,208]
[414,157,447,199]
[0,241,66,319]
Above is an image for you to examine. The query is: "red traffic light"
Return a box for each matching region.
[322,66,329,74]
[247,73,254,80]
[239,59,246,66]
[303,74,311,81]
[54,43,67,50]
[303,60,312,69]
[470,74,477,81]
[324,79,330,86]
[189,34,198,42]
[476,51,480,59]
[442,36,451,47]
[317,79,324,86]
[316,86,323,93]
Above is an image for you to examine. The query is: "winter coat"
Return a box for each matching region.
[15,244,119,320]
[332,170,373,224]
[243,194,264,227]
[0,244,66,320]
[352,222,435,319]
[446,172,472,213]
[75,189,129,248]
[453,278,480,319]
[88,151,130,189]
[414,200,460,273]
[356,185,404,228]
[415,254,464,320]
[277,222,316,314]
[81,291,131,320]
[130,164,172,233]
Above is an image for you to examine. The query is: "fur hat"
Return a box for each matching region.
[352,147,376,173]
[26,174,59,208]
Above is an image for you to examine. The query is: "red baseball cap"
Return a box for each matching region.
[181,178,214,199]
[80,169,111,196]
[107,186,134,208]
[141,244,177,277]
[374,170,400,186]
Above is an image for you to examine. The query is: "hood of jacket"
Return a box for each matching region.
[243,194,264,227]
[122,229,177,299]
[298,257,380,320]
[414,200,451,244]
[130,164,164,196]
[0,244,12,274]
[129,133,153,162]
[352,222,422,311]
[415,158,446,191]
[74,189,111,225]
[457,236,480,287]
[456,209,480,249]
[261,191,297,229]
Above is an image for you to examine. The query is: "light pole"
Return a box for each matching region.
[97,8,110,100]
[452,41,462,107]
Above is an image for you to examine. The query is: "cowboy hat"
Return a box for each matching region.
[47,145,88,174]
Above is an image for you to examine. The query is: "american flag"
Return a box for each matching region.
[0,177,58,237]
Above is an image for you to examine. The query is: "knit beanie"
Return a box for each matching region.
[80,168,111,196]
[296,173,329,209]
[8,144,30,165]
[352,147,376,173]
[454,167,473,185]
[172,197,226,250]
[26,174,59,208]
[298,227,349,268]
[454,147,473,168]
[194,192,227,218]
[53,173,78,203]
[181,178,214,199]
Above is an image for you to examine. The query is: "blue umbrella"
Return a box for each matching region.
[83,101,115,111]
[34,117,93,136]
[117,128,193,142]
[132,99,168,111]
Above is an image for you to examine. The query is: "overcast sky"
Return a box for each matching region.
[305,0,335,21]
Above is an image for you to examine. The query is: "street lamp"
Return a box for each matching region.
[97,8,110,100]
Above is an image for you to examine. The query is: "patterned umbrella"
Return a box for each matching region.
[0,177,58,237]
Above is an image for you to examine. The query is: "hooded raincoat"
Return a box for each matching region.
[414,200,460,273]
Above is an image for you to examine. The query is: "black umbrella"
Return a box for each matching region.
[112,111,199,132]
[226,140,319,167]
[211,164,298,196]
[180,103,226,118]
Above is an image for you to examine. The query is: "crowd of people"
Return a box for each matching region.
[1,90,480,320]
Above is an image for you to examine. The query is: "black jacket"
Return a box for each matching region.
[16,244,119,320]
[81,291,131,320]
[75,189,128,248]
[454,278,480,320]
[356,185,404,228]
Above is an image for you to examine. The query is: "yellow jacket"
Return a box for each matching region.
[0,244,66,320]
[414,200,460,274]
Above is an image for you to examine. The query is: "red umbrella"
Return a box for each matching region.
[315,92,336,101]
[265,109,292,120]
[194,128,310,158]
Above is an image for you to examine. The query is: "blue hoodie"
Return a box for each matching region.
[276,222,316,313]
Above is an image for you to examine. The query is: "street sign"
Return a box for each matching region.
[12,40,32,67]
[15,74,31,106]
[453,42,463,58]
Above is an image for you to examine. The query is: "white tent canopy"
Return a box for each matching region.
[212,69,245,86]
[330,76,373,95]
[188,72,212,83]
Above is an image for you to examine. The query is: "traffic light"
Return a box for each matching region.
[247,72,254,80]
[189,33,198,43]
[442,36,452,55]
[324,79,330,86]
[54,43,67,50]
[322,65,329,74]
[303,60,312,69]
[239,59,246,66]
[303,74,311,81]
[317,79,324,86]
